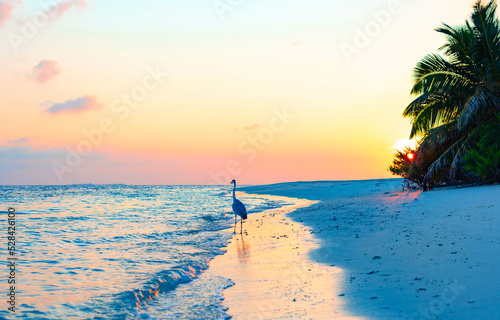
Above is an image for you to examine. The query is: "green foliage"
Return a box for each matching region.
[464,119,500,182]
[392,0,500,187]
[389,145,428,189]
[389,147,413,177]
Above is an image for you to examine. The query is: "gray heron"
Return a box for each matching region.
[230,179,247,234]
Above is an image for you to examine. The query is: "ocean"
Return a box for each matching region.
[0,185,288,319]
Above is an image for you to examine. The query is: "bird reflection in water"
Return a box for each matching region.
[235,235,250,263]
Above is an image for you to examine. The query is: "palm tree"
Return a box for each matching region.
[403,0,500,186]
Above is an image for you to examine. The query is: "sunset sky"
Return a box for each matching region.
[0,0,478,184]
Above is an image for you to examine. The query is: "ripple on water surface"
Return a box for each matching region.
[0,185,290,319]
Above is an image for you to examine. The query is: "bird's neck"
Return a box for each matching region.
[232,183,236,200]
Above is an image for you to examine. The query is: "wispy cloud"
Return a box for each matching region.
[0,0,22,28]
[28,60,60,83]
[289,41,303,47]
[243,124,259,130]
[2,0,92,29]
[40,100,54,107]
[7,137,30,144]
[234,124,259,131]
[45,95,103,115]
[47,0,93,19]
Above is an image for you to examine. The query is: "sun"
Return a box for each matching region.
[407,152,415,161]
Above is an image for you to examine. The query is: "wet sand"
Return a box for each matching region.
[205,194,363,319]
[208,180,500,319]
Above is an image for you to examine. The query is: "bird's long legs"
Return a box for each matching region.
[234,214,237,234]
[233,214,244,235]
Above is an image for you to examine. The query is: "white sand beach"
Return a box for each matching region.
[207,179,500,319]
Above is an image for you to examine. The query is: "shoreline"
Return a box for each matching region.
[206,179,499,319]
[204,193,364,319]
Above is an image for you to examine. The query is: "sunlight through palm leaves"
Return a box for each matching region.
[392,0,500,188]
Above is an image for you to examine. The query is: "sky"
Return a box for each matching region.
[0,0,480,185]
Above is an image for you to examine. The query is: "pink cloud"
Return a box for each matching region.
[243,124,259,130]
[29,60,61,83]
[48,0,93,19]
[234,124,259,131]
[45,95,103,115]
[0,0,91,30]
[0,0,22,28]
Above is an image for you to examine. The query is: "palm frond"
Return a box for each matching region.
[471,0,500,82]
[418,121,461,153]
[410,102,453,138]
[423,130,478,181]
[436,22,477,73]
[404,92,446,118]
[458,86,500,129]
[411,54,474,95]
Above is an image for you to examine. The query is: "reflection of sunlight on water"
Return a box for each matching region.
[0,185,283,318]
[20,196,169,311]
[135,283,160,312]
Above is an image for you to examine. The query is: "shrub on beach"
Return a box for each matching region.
[388,147,413,178]
[389,147,425,189]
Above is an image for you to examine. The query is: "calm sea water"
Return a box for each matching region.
[0,185,287,319]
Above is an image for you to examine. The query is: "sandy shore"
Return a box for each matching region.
[207,179,500,319]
